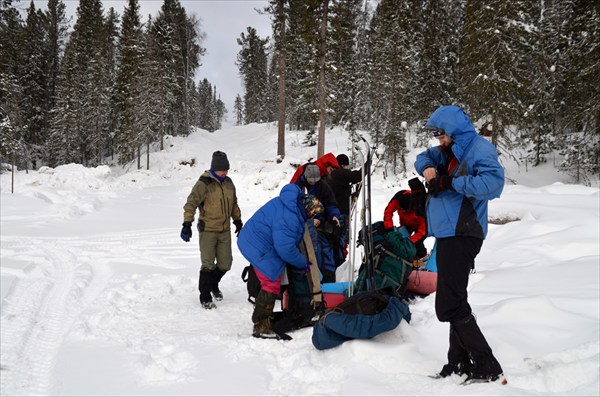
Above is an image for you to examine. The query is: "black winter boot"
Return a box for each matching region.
[438,324,472,378]
[199,270,216,309]
[453,315,504,382]
[211,269,226,301]
[252,290,277,337]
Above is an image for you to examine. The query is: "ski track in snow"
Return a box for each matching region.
[0,229,193,396]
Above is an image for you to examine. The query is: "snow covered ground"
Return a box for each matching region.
[1,123,599,396]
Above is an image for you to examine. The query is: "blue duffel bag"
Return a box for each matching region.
[312,289,411,350]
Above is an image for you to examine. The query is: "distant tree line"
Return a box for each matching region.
[0,0,226,170]
[235,0,598,184]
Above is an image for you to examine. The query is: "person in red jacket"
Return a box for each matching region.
[383,190,427,259]
[290,152,340,183]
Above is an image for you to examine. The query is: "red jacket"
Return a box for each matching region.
[383,190,427,243]
[290,152,340,183]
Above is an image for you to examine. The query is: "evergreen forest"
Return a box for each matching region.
[1,0,598,184]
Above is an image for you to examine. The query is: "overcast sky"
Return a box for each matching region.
[28,0,272,124]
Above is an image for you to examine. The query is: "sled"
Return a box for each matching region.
[406,240,438,295]
[406,270,437,295]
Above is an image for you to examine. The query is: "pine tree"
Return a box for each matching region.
[285,0,320,130]
[134,15,172,167]
[114,0,145,164]
[233,94,244,126]
[18,1,48,169]
[519,1,565,166]
[364,0,419,172]
[48,0,112,167]
[45,0,69,115]
[236,26,270,124]
[196,78,210,130]
[460,1,533,149]
[327,0,362,127]
[557,0,599,183]
[415,0,462,123]
[147,0,203,140]
[0,0,24,166]
[213,87,226,131]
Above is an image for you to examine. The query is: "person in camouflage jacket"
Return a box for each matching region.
[181,151,243,309]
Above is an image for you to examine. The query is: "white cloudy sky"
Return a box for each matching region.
[28,0,272,123]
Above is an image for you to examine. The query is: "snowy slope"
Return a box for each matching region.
[1,123,598,396]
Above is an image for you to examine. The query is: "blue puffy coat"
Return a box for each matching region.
[414,106,504,239]
[237,184,308,281]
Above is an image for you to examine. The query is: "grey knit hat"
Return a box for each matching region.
[304,164,321,184]
[210,151,230,171]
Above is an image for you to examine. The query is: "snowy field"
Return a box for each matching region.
[1,123,599,396]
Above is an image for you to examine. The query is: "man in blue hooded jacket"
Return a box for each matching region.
[237,184,324,338]
[415,105,505,383]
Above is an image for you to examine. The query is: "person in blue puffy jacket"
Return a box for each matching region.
[415,105,505,384]
[237,184,323,338]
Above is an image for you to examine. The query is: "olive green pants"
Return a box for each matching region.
[199,230,233,272]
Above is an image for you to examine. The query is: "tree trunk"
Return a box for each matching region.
[11,152,15,194]
[317,0,329,158]
[146,141,150,170]
[276,0,286,163]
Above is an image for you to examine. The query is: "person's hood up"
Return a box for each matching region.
[279,183,307,221]
[314,153,340,176]
[425,105,478,161]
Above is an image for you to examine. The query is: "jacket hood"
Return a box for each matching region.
[279,184,307,221]
[426,105,478,161]
[314,153,340,177]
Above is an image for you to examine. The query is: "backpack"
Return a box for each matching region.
[274,266,324,334]
[241,265,261,303]
[355,221,415,295]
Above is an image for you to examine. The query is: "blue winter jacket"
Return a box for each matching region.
[237,184,309,281]
[414,105,504,239]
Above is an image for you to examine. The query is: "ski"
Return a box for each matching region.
[462,375,508,386]
[252,331,292,341]
[359,136,376,291]
[428,373,508,386]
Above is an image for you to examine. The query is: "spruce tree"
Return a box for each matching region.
[327,0,362,126]
[149,0,203,138]
[48,0,112,166]
[0,0,24,166]
[415,0,462,123]
[19,1,48,169]
[236,26,269,124]
[233,94,244,126]
[557,0,600,183]
[45,0,69,116]
[114,0,145,164]
[460,1,533,149]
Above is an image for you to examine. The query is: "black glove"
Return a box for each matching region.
[409,177,427,217]
[427,176,454,197]
[233,219,243,237]
[180,221,192,242]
